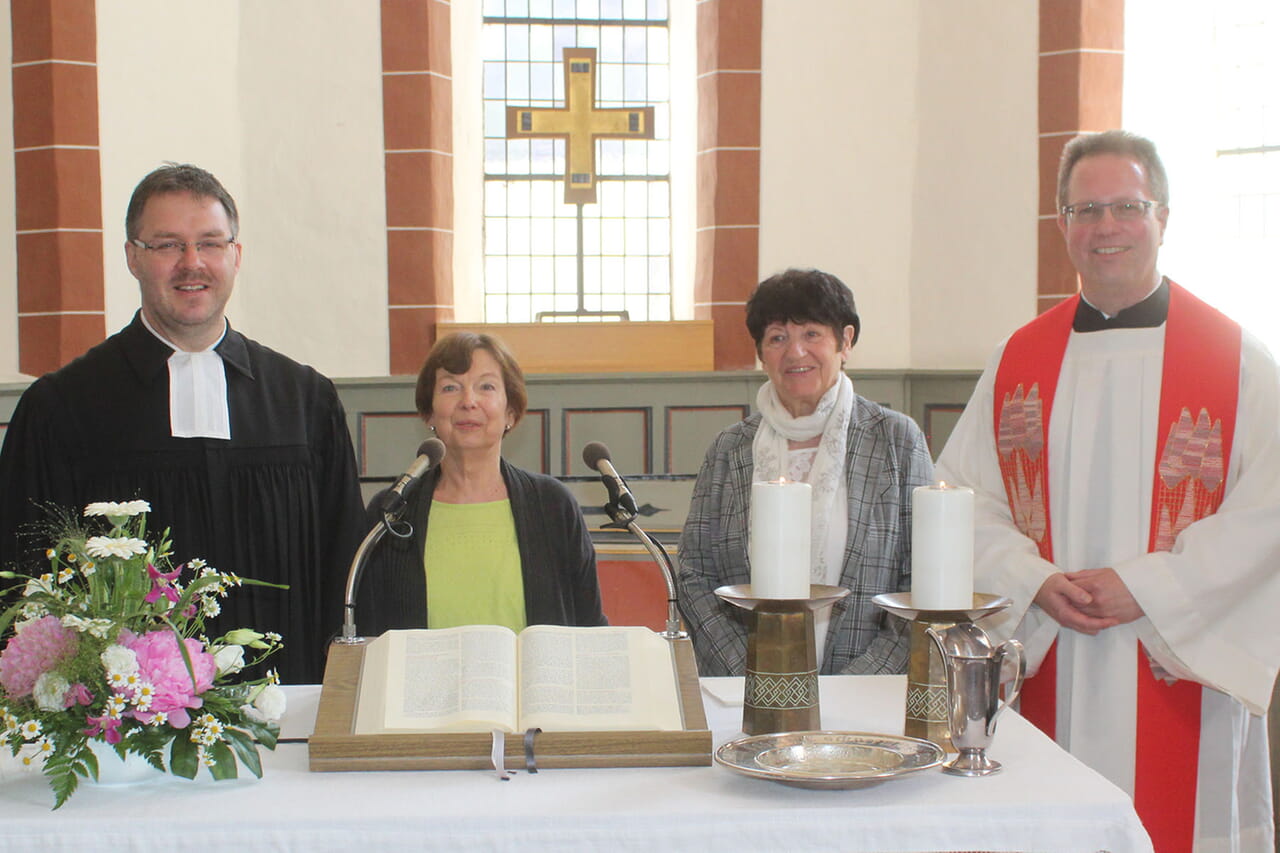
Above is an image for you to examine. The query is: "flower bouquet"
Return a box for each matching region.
[0,500,287,808]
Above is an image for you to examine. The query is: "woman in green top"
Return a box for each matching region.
[359,332,607,633]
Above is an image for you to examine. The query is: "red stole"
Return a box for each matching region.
[992,281,1241,853]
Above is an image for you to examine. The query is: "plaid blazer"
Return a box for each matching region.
[677,396,933,675]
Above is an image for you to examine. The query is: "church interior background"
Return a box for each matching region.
[0,0,1276,820]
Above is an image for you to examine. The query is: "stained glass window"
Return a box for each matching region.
[481,0,671,322]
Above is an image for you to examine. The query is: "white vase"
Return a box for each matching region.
[85,740,161,786]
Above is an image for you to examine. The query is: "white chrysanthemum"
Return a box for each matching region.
[80,561,96,577]
[33,673,69,713]
[101,644,139,676]
[56,568,73,584]
[201,598,221,618]
[83,500,151,517]
[84,537,148,559]
[19,720,41,739]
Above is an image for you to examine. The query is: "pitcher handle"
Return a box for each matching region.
[992,638,1026,730]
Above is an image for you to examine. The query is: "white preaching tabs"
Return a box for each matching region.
[140,312,232,440]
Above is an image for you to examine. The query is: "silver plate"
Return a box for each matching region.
[715,731,944,790]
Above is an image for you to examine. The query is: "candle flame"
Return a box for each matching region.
[938,481,947,488]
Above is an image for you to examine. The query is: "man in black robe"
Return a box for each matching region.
[0,164,364,684]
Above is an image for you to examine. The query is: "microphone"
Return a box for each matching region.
[582,441,638,517]
[581,441,686,639]
[381,438,446,514]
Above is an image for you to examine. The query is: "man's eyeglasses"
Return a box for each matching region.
[1060,200,1158,224]
[131,238,237,256]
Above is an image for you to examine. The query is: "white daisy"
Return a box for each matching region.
[83,500,151,517]
[84,537,149,559]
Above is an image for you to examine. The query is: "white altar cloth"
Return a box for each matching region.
[0,675,1153,853]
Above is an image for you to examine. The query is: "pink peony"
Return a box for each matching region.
[123,631,216,729]
[0,616,78,698]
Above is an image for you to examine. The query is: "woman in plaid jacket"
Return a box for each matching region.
[677,269,933,675]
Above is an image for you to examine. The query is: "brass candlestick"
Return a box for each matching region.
[872,592,1011,751]
[715,584,850,735]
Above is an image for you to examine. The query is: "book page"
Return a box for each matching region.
[516,626,684,732]
[354,626,519,733]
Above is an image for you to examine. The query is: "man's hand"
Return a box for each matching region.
[1064,567,1144,625]
[1033,573,1119,635]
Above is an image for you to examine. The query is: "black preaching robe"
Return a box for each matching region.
[0,313,365,684]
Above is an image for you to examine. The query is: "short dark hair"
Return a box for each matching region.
[125,163,240,241]
[415,331,528,425]
[1057,130,1169,210]
[745,268,861,352]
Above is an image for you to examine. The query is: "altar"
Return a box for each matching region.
[0,675,1153,853]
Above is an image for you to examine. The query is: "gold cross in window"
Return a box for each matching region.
[506,47,656,204]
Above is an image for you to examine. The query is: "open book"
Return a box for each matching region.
[353,625,685,734]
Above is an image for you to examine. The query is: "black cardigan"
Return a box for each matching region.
[355,458,607,634]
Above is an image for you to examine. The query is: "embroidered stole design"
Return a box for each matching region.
[992,282,1241,853]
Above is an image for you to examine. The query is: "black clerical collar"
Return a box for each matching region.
[1073,279,1169,332]
[214,326,253,379]
[119,311,254,381]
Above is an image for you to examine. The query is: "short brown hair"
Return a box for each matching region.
[126,163,239,241]
[415,332,528,425]
[1057,130,1169,211]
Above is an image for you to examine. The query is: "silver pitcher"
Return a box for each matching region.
[926,622,1025,777]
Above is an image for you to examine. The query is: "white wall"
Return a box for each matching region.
[759,0,921,369]
[97,0,388,378]
[909,1,1038,368]
[758,0,1037,370]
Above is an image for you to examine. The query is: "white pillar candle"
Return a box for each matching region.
[749,480,812,599]
[911,482,975,610]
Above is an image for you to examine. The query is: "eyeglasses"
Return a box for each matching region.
[1060,200,1158,224]
[131,237,238,256]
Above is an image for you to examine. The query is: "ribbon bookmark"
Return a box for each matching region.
[523,727,542,773]
[490,729,511,781]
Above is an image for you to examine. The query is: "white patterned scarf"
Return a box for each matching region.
[752,374,854,583]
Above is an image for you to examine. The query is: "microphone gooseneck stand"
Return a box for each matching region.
[334,506,414,645]
[336,438,443,644]
[600,493,687,641]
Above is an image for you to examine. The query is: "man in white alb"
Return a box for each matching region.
[937,130,1280,852]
